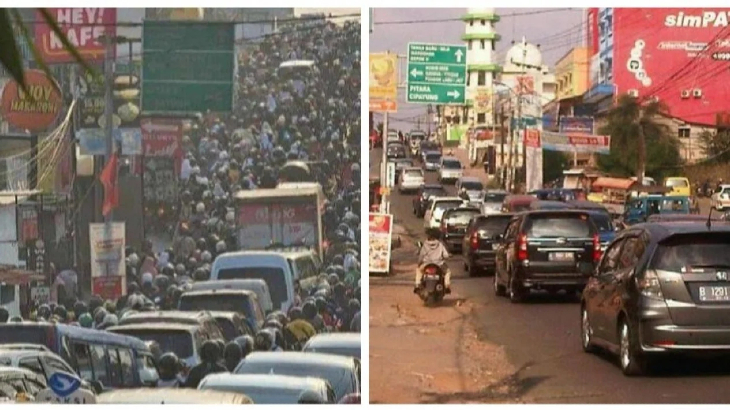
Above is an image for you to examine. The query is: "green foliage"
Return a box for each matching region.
[543,150,570,184]
[596,93,682,180]
[699,129,730,164]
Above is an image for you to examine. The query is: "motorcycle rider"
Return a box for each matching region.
[184,340,227,388]
[157,352,185,387]
[414,228,452,295]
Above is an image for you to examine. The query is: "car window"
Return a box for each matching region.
[22,377,44,396]
[483,192,507,203]
[404,169,423,177]
[45,356,73,376]
[651,233,730,272]
[425,153,441,162]
[599,238,625,274]
[442,160,461,169]
[618,236,646,270]
[460,181,483,191]
[18,357,44,377]
[476,216,512,235]
[71,341,94,381]
[90,344,109,385]
[665,179,688,188]
[523,215,592,238]
[589,212,613,232]
[117,348,135,387]
[107,348,122,387]
[444,210,481,225]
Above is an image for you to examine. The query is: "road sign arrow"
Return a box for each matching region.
[447,90,460,99]
[454,49,464,63]
[410,68,423,77]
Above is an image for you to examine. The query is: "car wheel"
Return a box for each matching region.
[494,273,506,296]
[581,306,597,353]
[509,274,525,303]
[619,318,647,376]
[467,262,479,277]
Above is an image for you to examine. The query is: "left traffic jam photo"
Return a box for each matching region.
[0,7,362,404]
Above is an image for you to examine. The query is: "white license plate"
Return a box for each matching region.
[549,252,574,262]
[699,286,730,302]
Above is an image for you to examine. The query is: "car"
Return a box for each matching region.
[234,352,360,401]
[178,289,266,332]
[398,167,425,193]
[455,176,485,205]
[462,213,513,276]
[493,210,602,303]
[480,190,509,215]
[206,311,255,342]
[438,157,463,184]
[529,200,574,211]
[423,197,466,230]
[0,366,48,401]
[412,184,448,218]
[580,221,730,375]
[189,279,274,315]
[386,129,400,143]
[97,388,252,404]
[501,194,536,213]
[440,207,482,253]
[386,142,406,159]
[199,374,336,404]
[529,188,577,202]
[107,323,207,369]
[422,151,442,171]
[409,131,427,155]
[663,176,690,197]
[118,311,225,342]
[392,158,415,180]
[712,184,730,210]
[420,140,440,158]
[302,333,361,359]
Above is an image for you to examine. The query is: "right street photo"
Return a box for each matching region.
[369,7,730,404]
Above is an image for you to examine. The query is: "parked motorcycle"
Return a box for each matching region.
[415,242,446,306]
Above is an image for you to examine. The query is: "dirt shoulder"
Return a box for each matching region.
[369,224,524,404]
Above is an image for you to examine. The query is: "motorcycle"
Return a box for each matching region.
[415,242,446,305]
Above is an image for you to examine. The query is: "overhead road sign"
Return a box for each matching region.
[406,42,467,104]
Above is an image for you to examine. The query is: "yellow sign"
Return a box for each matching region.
[475,87,492,114]
[370,53,397,100]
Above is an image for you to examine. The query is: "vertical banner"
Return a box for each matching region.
[89,222,126,300]
[474,87,492,114]
[369,213,393,274]
[369,53,398,112]
[34,8,117,64]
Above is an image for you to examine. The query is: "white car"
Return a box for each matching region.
[480,190,509,215]
[438,157,463,184]
[422,151,442,171]
[398,167,425,193]
[455,176,485,205]
[424,196,466,230]
[712,184,730,210]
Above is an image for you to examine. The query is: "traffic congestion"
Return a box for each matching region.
[0,11,361,404]
[370,126,730,403]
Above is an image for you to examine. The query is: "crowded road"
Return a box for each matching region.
[370,146,730,404]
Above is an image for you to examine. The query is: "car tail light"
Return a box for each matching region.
[517,234,528,261]
[470,232,479,250]
[425,265,438,275]
[637,269,664,299]
[592,234,602,262]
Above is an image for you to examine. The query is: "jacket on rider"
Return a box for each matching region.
[418,239,449,266]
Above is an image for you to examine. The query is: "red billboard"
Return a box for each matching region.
[586,8,599,55]
[35,8,116,64]
[612,8,730,125]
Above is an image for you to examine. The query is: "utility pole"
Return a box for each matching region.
[103,35,115,223]
[500,106,506,189]
[519,38,527,192]
[636,110,645,184]
[427,104,432,136]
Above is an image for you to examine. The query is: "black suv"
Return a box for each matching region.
[494,210,601,303]
[440,207,481,253]
[462,213,513,276]
[412,184,447,218]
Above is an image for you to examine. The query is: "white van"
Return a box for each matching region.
[189,279,275,314]
[210,250,320,312]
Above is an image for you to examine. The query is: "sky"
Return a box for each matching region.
[370,8,585,130]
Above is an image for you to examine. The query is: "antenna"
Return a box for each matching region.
[707,206,713,230]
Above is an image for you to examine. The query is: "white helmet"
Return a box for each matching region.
[196,203,206,213]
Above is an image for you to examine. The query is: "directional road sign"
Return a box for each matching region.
[407,42,467,104]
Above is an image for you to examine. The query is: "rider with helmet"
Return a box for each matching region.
[415,227,452,295]
[184,340,227,388]
[157,352,185,387]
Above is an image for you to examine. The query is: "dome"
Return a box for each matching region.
[505,41,542,69]
[467,7,495,14]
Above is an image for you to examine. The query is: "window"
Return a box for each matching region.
[22,378,44,396]
[477,71,486,86]
[45,356,73,375]
[492,41,496,51]
[468,40,473,50]
[0,285,14,304]
[469,20,473,26]
[107,348,122,387]
[71,342,94,381]
[117,349,135,387]
[480,39,485,50]
[90,344,108,385]
[678,127,690,138]
[481,19,486,25]
[618,236,646,270]
[477,113,486,123]
[18,358,43,377]
[599,239,625,274]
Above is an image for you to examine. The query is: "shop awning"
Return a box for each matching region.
[592,177,636,190]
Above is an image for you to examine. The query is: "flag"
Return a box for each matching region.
[99,153,119,216]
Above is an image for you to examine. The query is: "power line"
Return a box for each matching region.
[373,8,578,26]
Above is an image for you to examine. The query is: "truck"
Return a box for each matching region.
[233,185,324,258]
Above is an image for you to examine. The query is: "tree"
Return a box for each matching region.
[597,94,682,181]
[699,129,730,164]
[0,9,90,93]
[543,150,570,185]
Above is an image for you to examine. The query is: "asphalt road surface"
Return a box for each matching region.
[371,147,730,404]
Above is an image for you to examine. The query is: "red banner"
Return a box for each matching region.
[524,129,541,148]
[34,8,116,64]
[92,276,122,301]
[141,118,182,157]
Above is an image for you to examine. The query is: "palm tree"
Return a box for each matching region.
[598,93,681,181]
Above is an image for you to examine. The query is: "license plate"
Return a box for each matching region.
[483,243,492,250]
[699,286,730,302]
[549,252,574,262]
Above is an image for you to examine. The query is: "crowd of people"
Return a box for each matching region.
[0,16,362,399]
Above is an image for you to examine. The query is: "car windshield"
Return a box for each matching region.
[661,199,687,211]
[203,385,303,404]
[483,193,507,203]
[588,213,613,232]
[218,267,287,309]
[404,169,423,178]
[214,318,237,341]
[652,234,730,272]
[236,362,350,399]
[179,294,253,319]
[425,153,441,162]
[445,210,480,225]
[113,328,193,358]
[461,181,483,191]
[442,160,461,170]
[423,187,446,197]
[524,215,591,238]
[434,201,463,215]
[305,346,361,359]
[665,179,688,188]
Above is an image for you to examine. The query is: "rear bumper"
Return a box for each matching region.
[517,265,589,288]
[468,250,497,268]
[399,182,423,191]
[639,300,730,352]
[442,234,465,247]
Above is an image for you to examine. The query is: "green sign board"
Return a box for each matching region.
[142,21,235,113]
[407,42,467,104]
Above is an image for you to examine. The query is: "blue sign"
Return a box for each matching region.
[559,116,594,135]
[77,129,106,156]
[49,372,81,398]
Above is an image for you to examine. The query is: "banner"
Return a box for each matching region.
[34,8,116,64]
[141,118,182,157]
[524,129,541,148]
[559,116,594,135]
[541,131,611,154]
[76,64,105,129]
[89,222,126,300]
[369,53,398,113]
[369,213,393,274]
[0,69,62,132]
[474,87,492,114]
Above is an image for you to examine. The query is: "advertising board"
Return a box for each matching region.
[541,131,611,154]
[0,70,62,132]
[89,222,126,301]
[34,8,116,64]
[369,213,393,274]
[612,8,730,125]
